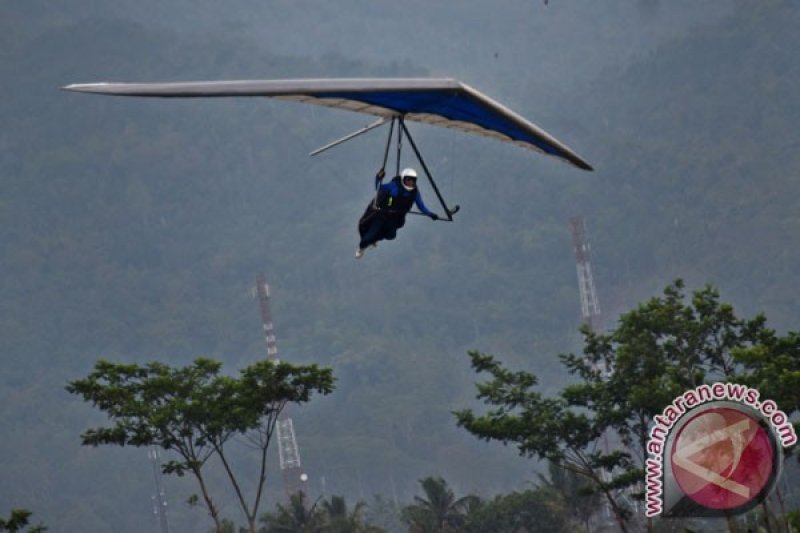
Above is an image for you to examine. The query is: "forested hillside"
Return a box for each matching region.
[1,1,798,531]
[566,0,800,328]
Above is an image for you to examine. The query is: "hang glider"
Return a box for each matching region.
[62,78,593,220]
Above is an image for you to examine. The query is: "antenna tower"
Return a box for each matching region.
[148,447,171,533]
[568,216,617,525]
[255,274,308,499]
[568,217,643,524]
[568,216,601,331]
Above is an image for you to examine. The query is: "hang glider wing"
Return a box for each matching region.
[63,78,592,171]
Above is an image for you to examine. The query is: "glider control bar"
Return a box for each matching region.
[400,118,460,222]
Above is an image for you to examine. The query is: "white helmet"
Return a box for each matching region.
[400,168,418,190]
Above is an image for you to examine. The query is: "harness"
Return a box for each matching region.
[376,177,416,214]
[368,116,460,221]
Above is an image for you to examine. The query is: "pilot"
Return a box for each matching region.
[356,167,438,258]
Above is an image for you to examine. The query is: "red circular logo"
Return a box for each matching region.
[671,407,775,510]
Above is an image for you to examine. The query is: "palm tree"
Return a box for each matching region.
[321,496,383,533]
[401,477,476,533]
[260,492,325,533]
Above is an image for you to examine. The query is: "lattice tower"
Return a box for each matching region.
[568,216,620,524]
[148,447,171,533]
[255,274,307,499]
[568,216,602,331]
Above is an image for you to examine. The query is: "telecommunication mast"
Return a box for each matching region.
[148,447,171,533]
[568,217,640,524]
[255,274,308,499]
[568,216,601,331]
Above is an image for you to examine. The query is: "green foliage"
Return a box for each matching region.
[260,493,386,532]
[397,476,570,533]
[455,349,631,527]
[542,461,603,531]
[67,358,334,532]
[259,493,326,533]
[401,477,476,533]
[787,510,800,531]
[321,496,382,533]
[0,509,46,533]
[66,357,333,465]
[464,487,567,533]
[734,330,800,421]
[454,350,598,462]
[457,280,787,531]
[561,280,773,461]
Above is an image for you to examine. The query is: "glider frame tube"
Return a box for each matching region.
[309,112,459,221]
[309,116,391,156]
[368,116,458,222]
[399,118,459,222]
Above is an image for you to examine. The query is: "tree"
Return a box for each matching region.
[259,492,326,533]
[463,486,567,533]
[66,358,334,533]
[541,461,603,532]
[735,329,800,431]
[455,280,780,532]
[401,477,476,533]
[734,328,800,531]
[454,350,632,530]
[321,496,383,533]
[0,509,46,533]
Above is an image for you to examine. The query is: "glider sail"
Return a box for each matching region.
[62,78,592,171]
